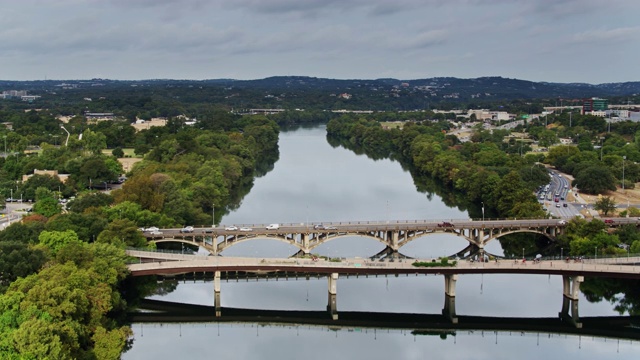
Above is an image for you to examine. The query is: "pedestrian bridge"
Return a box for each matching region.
[126,250,640,327]
[144,218,637,256]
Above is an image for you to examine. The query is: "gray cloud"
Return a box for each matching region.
[0,0,637,82]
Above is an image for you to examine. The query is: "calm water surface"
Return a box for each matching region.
[123,125,639,359]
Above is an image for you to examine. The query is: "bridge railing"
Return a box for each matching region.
[165,217,582,231]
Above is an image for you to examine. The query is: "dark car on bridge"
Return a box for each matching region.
[604,219,615,224]
[438,222,454,227]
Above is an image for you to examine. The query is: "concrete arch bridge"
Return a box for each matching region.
[144,218,596,257]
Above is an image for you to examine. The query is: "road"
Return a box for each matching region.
[1,201,32,230]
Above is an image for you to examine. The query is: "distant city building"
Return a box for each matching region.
[587,110,607,117]
[1,90,27,98]
[489,111,511,121]
[582,97,608,113]
[20,95,41,102]
[85,112,116,122]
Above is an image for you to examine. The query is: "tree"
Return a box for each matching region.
[20,174,65,202]
[0,242,47,292]
[38,230,81,254]
[96,219,148,248]
[33,196,62,218]
[112,147,125,158]
[82,129,107,155]
[45,212,108,242]
[66,192,114,213]
[573,165,617,194]
[594,196,617,216]
[569,232,622,256]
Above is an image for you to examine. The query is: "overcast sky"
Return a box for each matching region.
[1,0,637,84]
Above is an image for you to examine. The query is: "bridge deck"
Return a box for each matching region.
[127,251,640,278]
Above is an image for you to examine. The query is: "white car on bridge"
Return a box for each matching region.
[266,224,280,230]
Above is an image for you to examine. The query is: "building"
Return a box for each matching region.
[582,98,608,113]
[22,169,70,184]
[85,112,116,122]
[1,90,29,99]
[21,95,41,102]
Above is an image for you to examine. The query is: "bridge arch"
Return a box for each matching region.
[218,235,304,253]
[398,230,475,249]
[485,229,558,244]
[307,233,390,253]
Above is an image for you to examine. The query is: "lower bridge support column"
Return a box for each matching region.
[442,274,458,324]
[327,273,338,320]
[475,229,486,261]
[559,275,583,328]
[214,271,221,317]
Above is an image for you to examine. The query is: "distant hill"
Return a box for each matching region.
[1,76,639,111]
[220,76,640,98]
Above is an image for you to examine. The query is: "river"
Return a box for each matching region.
[123,125,639,359]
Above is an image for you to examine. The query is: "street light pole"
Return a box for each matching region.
[622,156,626,193]
[212,203,215,227]
[481,202,485,222]
[595,246,597,261]
[561,247,563,259]
[522,248,525,260]
[60,125,70,146]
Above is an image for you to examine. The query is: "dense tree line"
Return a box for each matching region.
[326,115,547,220]
[0,107,280,357]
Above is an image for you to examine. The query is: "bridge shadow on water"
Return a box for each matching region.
[130,299,640,341]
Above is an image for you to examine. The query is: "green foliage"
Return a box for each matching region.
[112,147,125,158]
[20,174,65,202]
[0,242,48,293]
[559,218,625,256]
[38,230,81,255]
[45,212,108,242]
[0,242,130,358]
[412,258,457,267]
[594,196,617,216]
[573,165,617,194]
[66,191,114,213]
[0,219,46,244]
[96,219,148,248]
[614,224,640,246]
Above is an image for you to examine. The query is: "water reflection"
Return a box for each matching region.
[130,125,639,358]
[125,317,640,360]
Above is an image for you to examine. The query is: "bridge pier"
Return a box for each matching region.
[389,231,399,252]
[327,273,338,320]
[214,271,221,317]
[442,274,458,323]
[559,275,583,328]
[210,237,218,255]
[302,234,310,255]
